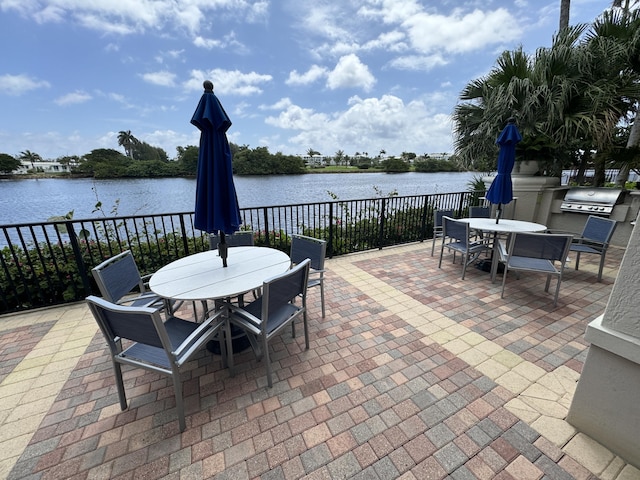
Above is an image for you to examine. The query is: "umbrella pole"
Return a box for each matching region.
[218,231,228,267]
[496,204,502,224]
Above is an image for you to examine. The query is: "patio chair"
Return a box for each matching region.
[498,232,573,307]
[225,259,311,388]
[431,209,455,256]
[85,295,226,431]
[438,216,491,280]
[469,205,491,218]
[569,215,617,282]
[290,234,327,318]
[92,250,165,310]
[209,230,254,249]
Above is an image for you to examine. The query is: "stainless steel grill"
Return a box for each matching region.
[560,187,624,216]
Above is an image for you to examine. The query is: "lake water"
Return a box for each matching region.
[1,171,478,225]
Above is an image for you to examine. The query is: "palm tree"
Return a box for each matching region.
[117,130,138,158]
[453,24,640,180]
[19,150,42,169]
[560,0,571,30]
[594,3,640,185]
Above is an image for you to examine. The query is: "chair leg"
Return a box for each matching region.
[320,283,325,318]
[112,361,128,411]
[500,266,509,299]
[597,253,606,282]
[225,318,235,375]
[303,311,310,350]
[431,234,437,256]
[264,336,273,388]
[553,276,562,307]
[544,274,551,292]
[171,370,186,432]
[574,251,581,271]
[461,254,468,280]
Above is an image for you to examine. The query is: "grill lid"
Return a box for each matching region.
[561,187,623,215]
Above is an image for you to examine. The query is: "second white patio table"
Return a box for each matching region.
[459,218,547,282]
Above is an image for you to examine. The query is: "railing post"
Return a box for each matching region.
[262,207,270,247]
[420,194,429,241]
[66,221,92,297]
[328,203,333,258]
[179,215,190,255]
[378,198,386,250]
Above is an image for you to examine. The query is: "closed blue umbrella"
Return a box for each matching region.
[485,118,522,223]
[192,80,241,266]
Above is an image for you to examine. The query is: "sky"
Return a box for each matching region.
[0,0,614,161]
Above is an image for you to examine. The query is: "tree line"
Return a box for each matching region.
[0,129,460,177]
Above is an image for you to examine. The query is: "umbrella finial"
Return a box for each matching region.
[506,117,516,125]
[203,80,214,93]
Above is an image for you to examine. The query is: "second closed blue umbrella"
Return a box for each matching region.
[485,118,522,223]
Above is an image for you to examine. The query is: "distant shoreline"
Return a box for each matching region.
[1,167,464,180]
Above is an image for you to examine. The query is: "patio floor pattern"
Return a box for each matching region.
[1,242,639,479]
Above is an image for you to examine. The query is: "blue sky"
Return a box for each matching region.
[0,0,612,160]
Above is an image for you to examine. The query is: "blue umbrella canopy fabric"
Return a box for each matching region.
[485,119,522,222]
[191,81,241,237]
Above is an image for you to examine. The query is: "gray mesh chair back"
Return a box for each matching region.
[500,232,573,307]
[431,209,455,256]
[469,206,491,218]
[438,217,490,279]
[92,250,163,309]
[570,215,617,282]
[85,295,225,431]
[290,234,327,317]
[226,259,311,387]
[209,231,254,250]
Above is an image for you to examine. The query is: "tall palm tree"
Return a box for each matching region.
[596,3,640,185]
[560,0,571,30]
[117,130,138,158]
[19,150,42,169]
[453,24,640,180]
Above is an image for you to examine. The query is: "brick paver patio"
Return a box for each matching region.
[1,242,638,479]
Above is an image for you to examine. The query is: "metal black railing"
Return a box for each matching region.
[1,191,476,314]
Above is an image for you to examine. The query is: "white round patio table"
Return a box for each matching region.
[458,218,547,282]
[150,246,291,370]
[149,246,291,302]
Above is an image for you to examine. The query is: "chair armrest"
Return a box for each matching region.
[173,309,225,358]
[227,304,262,335]
[546,228,576,235]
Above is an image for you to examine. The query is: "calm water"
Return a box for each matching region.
[1,171,477,225]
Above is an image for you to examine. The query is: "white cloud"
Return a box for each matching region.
[264,94,453,156]
[403,8,522,55]
[326,54,376,92]
[286,65,328,86]
[141,70,177,87]
[389,54,448,71]
[184,69,272,96]
[0,0,269,36]
[54,90,92,106]
[0,74,50,96]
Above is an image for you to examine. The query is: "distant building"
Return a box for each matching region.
[299,155,330,167]
[14,160,73,175]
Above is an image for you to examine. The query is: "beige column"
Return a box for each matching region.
[567,211,640,469]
